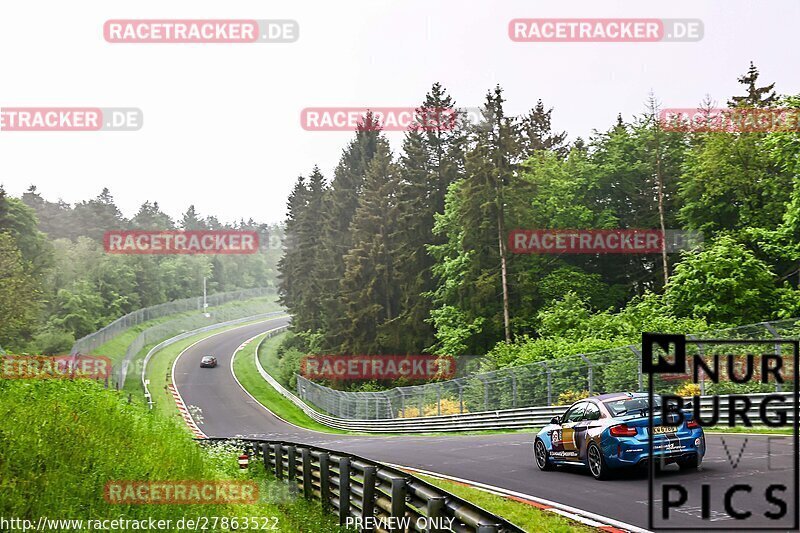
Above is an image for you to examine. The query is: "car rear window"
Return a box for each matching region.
[603,397,661,417]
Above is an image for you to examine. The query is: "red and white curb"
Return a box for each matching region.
[167,382,206,438]
[390,465,650,533]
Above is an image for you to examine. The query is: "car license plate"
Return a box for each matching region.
[652,425,677,434]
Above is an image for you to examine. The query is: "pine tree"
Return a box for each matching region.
[390,83,467,351]
[728,62,777,108]
[21,186,76,240]
[339,140,403,353]
[71,188,125,241]
[317,114,384,349]
[519,99,568,158]
[294,167,328,331]
[180,205,207,230]
[277,177,309,319]
[429,86,521,351]
[131,201,175,229]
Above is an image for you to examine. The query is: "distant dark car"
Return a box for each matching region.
[200,355,217,368]
[534,392,705,480]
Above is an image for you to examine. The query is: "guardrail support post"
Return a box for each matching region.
[319,452,331,511]
[543,363,552,406]
[629,346,643,392]
[261,443,271,470]
[477,376,489,411]
[362,466,377,529]
[273,443,283,479]
[390,478,407,532]
[338,457,351,525]
[287,445,297,492]
[763,322,783,392]
[578,354,593,395]
[687,335,706,395]
[301,448,312,499]
[509,370,517,408]
[426,497,446,533]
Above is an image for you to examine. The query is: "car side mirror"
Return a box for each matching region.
[550,416,560,425]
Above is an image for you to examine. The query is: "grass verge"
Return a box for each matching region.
[706,426,793,435]
[414,473,592,533]
[233,332,349,434]
[0,379,345,532]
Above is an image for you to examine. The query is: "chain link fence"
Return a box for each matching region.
[296,318,800,420]
[117,302,283,390]
[71,287,274,355]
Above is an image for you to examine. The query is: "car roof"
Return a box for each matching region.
[202,355,215,359]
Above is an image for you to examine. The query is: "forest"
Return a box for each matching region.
[0,187,281,354]
[277,63,800,386]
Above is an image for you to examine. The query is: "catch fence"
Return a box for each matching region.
[296,319,800,420]
[71,287,274,355]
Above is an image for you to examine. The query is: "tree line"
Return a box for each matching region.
[0,187,282,354]
[278,63,800,376]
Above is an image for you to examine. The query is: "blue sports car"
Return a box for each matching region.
[533,392,705,480]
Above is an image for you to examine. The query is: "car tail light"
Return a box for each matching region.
[687,419,700,429]
[610,424,637,437]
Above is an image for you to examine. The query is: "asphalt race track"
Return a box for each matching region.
[174,319,798,532]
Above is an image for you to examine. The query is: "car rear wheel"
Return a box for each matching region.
[588,442,610,480]
[534,439,553,471]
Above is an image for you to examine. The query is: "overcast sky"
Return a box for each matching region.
[1,0,798,225]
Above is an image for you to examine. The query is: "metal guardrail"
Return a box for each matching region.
[141,312,288,408]
[199,437,524,533]
[295,319,800,420]
[252,332,795,433]
[71,287,274,355]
